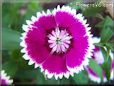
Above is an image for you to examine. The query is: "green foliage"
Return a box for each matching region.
[105,43,114,51]
[24,2,42,22]
[2,60,18,77]
[101,47,112,80]
[89,58,103,81]
[101,27,113,42]
[95,16,114,29]
[73,70,89,84]
[2,2,42,31]
[100,47,111,80]
[94,15,114,81]
[96,16,114,42]
[100,47,109,62]
[2,28,21,50]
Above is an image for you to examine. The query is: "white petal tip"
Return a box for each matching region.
[28,59,34,65]
[23,54,30,60]
[34,63,39,68]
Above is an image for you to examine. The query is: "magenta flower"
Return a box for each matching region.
[86,37,114,83]
[20,5,94,79]
[0,70,13,85]
[110,59,114,80]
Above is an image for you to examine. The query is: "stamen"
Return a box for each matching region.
[48,28,72,53]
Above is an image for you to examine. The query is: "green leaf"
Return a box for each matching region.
[44,78,59,85]
[95,13,104,20]
[35,69,58,85]
[82,5,104,17]
[73,71,89,84]
[100,46,112,80]
[96,16,114,42]
[100,27,113,42]
[101,56,111,80]
[15,69,39,79]
[89,58,103,81]
[105,42,114,51]
[23,2,42,22]
[94,42,114,51]
[94,42,105,47]
[10,49,36,70]
[100,47,109,62]
[95,16,114,29]
[95,21,104,29]
[2,28,21,50]
[59,78,70,85]
[2,61,18,78]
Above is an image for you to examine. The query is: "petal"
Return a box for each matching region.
[55,11,86,37]
[66,36,89,70]
[1,70,13,85]
[22,24,29,32]
[112,59,114,69]
[86,66,98,77]
[51,45,57,53]
[93,50,104,65]
[1,79,7,85]
[55,11,75,28]
[33,15,56,30]
[85,66,101,83]
[42,54,68,75]
[25,28,49,64]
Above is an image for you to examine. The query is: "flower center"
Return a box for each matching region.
[48,27,72,53]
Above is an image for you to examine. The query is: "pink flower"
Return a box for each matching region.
[0,70,13,85]
[20,5,94,79]
[86,37,114,83]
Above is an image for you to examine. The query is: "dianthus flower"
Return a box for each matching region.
[20,5,94,79]
[0,70,13,85]
[85,37,114,83]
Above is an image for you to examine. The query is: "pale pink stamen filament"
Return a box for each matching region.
[48,28,72,53]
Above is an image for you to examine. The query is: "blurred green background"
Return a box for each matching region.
[2,0,114,85]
